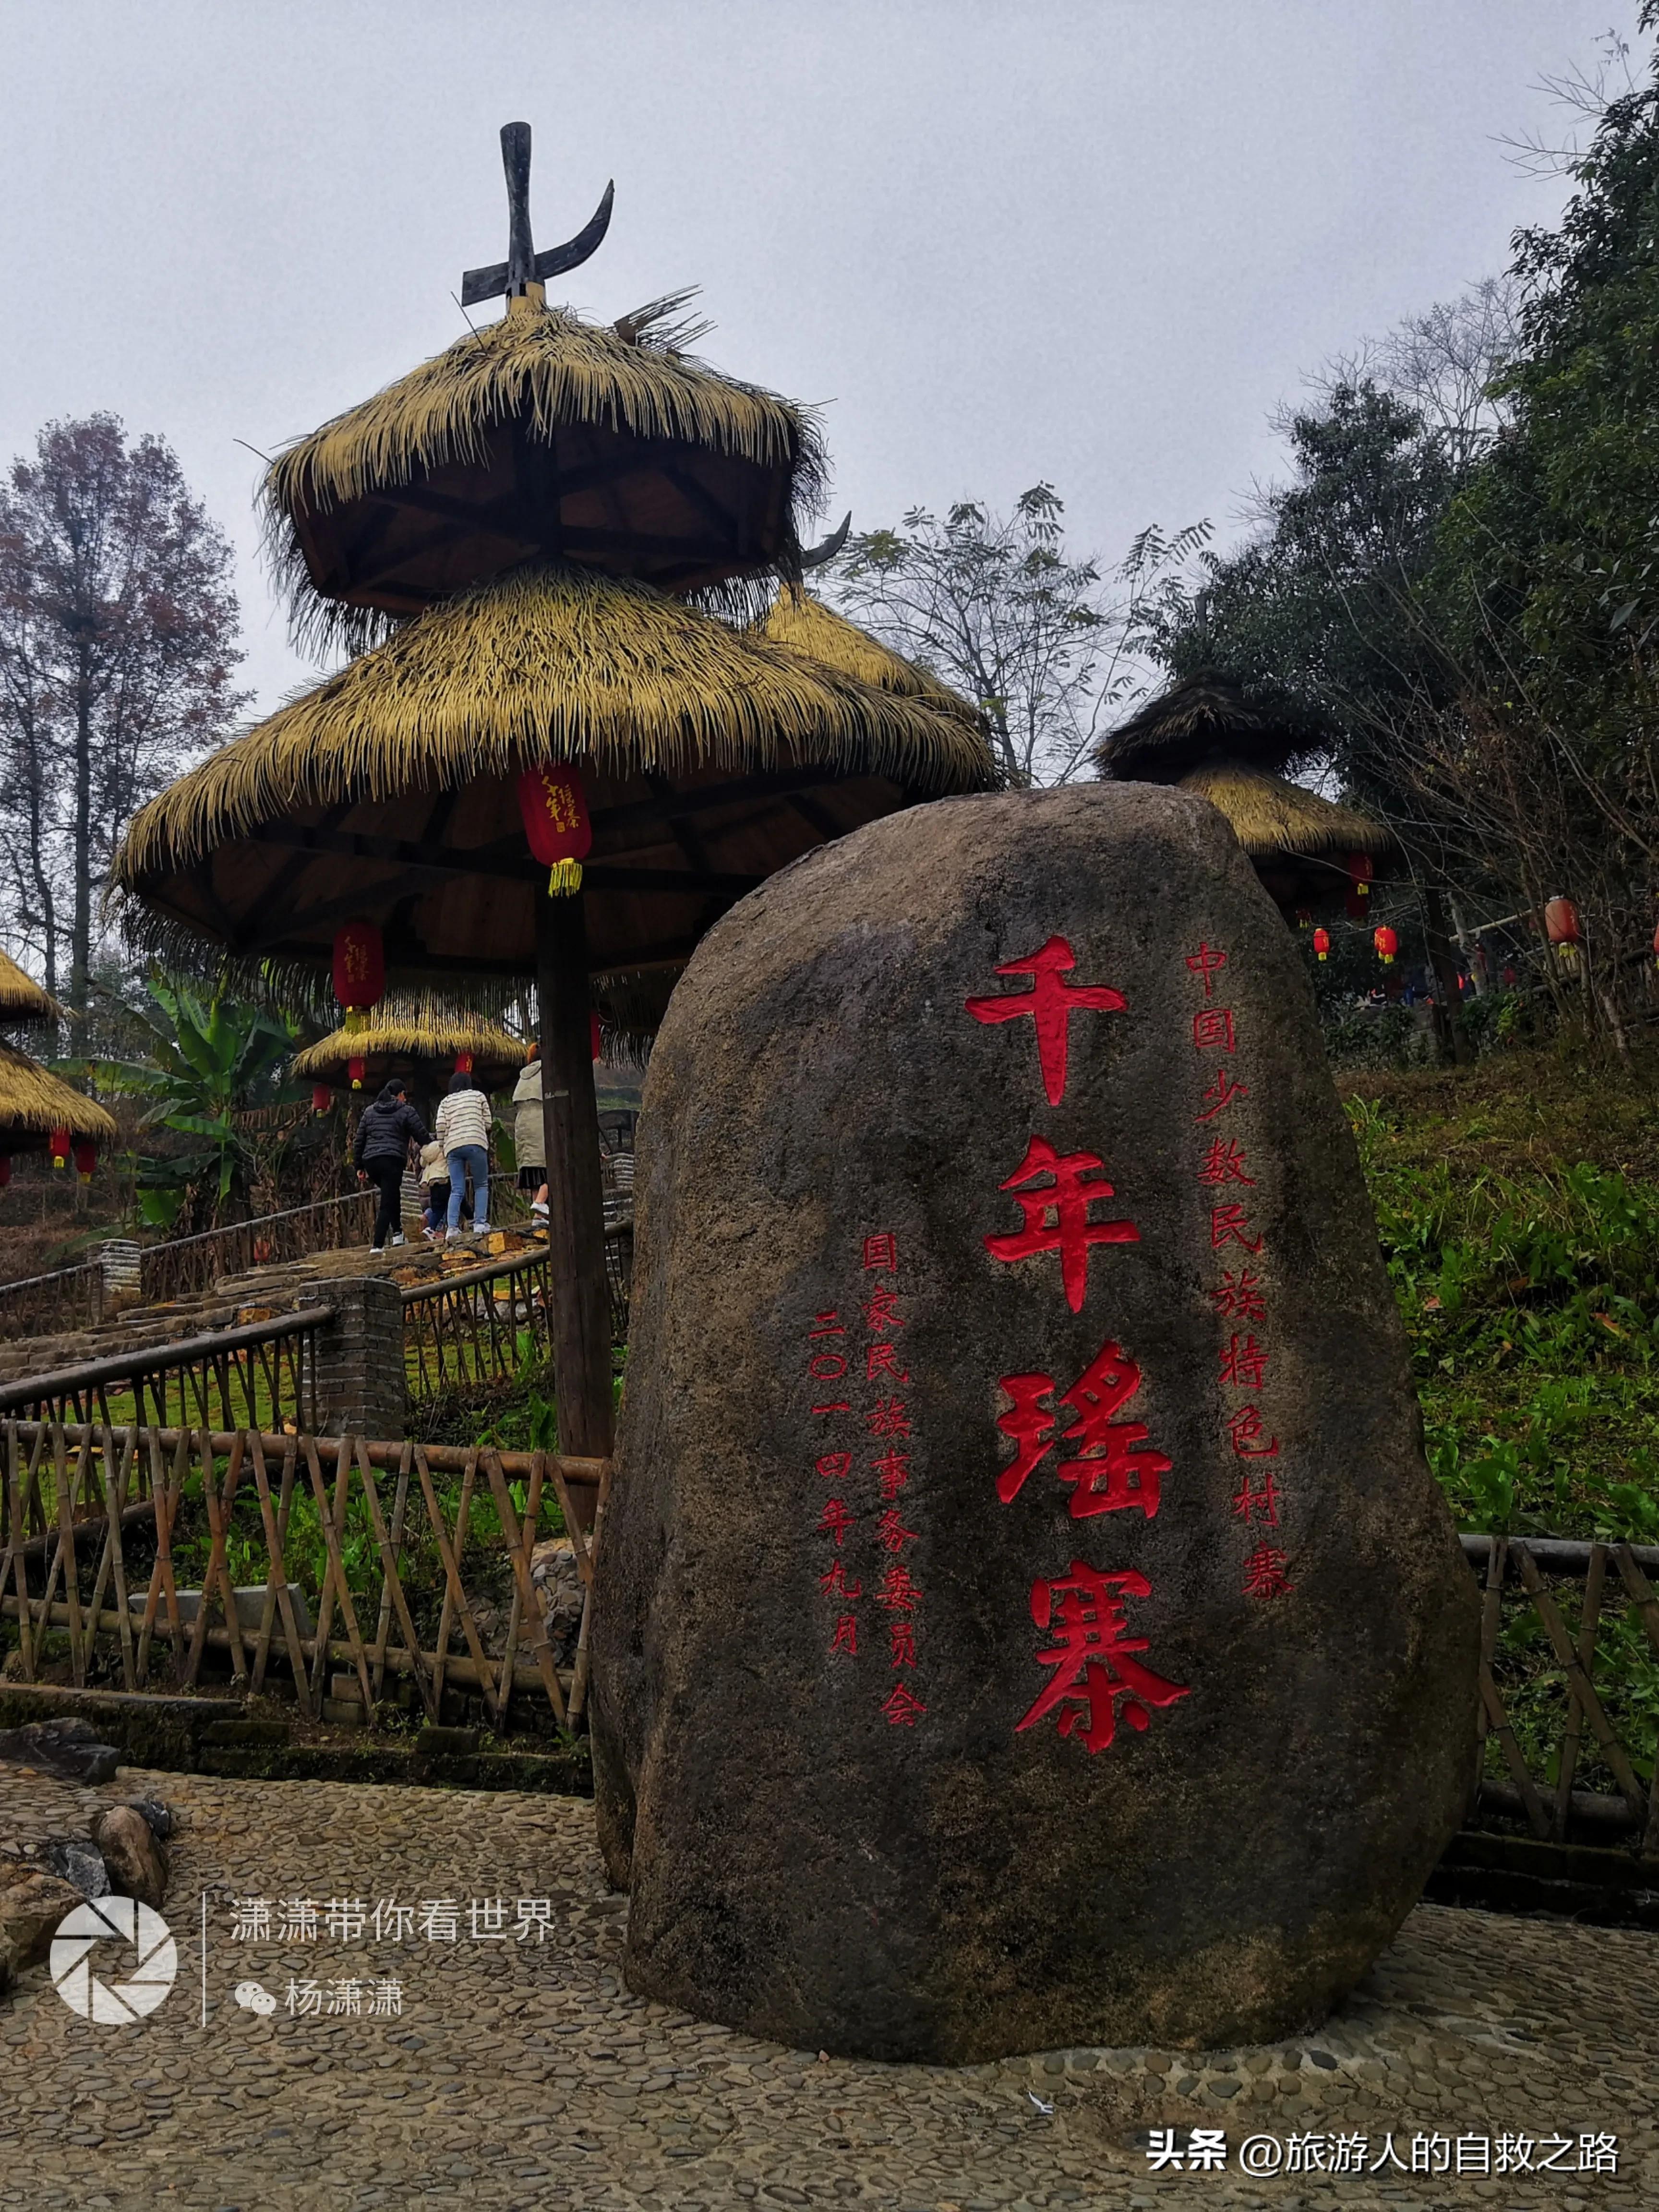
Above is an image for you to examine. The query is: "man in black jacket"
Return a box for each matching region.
[351,1081,430,1254]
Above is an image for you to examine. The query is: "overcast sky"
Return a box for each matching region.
[0,1,1644,717]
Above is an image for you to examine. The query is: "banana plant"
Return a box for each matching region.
[94,974,304,1229]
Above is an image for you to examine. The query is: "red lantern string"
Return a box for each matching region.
[518,765,593,897]
[332,923,385,1032]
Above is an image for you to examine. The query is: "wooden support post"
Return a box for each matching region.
[536,890,614,1509]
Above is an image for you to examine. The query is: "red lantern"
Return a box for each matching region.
[311,1083,333,1114]
[1373,925,1398,965]
[1312,928,1331,963]
[1652,923,1659,971]
[1293,907,1313,931]
[72,1138,97,1184]
[332,923,385,1029]
[48,1124,71,1168]
[0,1155,11,1190]
[454,1051,474,1075]
[1545,895,1582,971]
[348,1055,366,1091]
[1346,852,1374,895]
[590,1012,602,1062]
[518,764,592,896]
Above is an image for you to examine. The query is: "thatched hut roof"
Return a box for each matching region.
[295,1008,526,1089]
[1179,762,1398,908]
[758,589,984,731]
[263,291,827,646]
[112,562,996,1004]
[1096,671,1329,782]
[0,1045,116,1149]
[0,950,64,1027]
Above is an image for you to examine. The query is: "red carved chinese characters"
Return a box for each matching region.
[1015,1563,1190,1752]
[985,1135,1139,1313]
[965,935,1128,1106]
[810,1234,931,1719]
[1183,943,1294,1600]
[995,1343,1169,1519]
[967,930,1187,1757]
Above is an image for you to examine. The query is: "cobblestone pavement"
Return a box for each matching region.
[1,1767,1654,2212]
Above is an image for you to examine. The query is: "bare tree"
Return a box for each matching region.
[830,485,1209,786]
[1302,275,1523,472]
[0,415,247,1007]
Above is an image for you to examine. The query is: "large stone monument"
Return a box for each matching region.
[592,783,1478,2063]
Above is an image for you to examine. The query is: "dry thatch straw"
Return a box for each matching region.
[1097,670,1328,782]
[759,589,985,732]
[0,949,65,1026]
[262,291,827,648]
[294,1008,526,1083]
[114,563,995,887]
[1179,762,1395,863]
[0,1045,117,1144]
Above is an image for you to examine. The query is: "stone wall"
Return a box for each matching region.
[301,1275,406,1439]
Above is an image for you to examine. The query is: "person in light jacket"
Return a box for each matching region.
[434,1072,492,1236]
[511,1048,550,1221]
[417,1138,449,1241]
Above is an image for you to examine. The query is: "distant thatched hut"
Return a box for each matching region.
[1096,672,1397,914]
[294,1006,528,1098]
[0,1042,116,1182]
[0,949,65,1030]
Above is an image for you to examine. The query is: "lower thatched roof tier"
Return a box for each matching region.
[1098,671,1329,782]
[1178,762,1398,908]
[0,1046,117,1149]
[112,563,995,998]
[264,290,825,647]
[295,1009,526,1089]
[0,949,65,1027]
[758,590,985,732]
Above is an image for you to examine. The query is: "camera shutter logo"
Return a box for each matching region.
[49,1898,178,2024]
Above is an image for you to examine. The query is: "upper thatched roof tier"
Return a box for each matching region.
[1097,671,1330,782]
[0,1046,116,1147]
[758,589,985,733]
[295,1007,526,1087]
[112,563,996,999]
[263,290,827,647]
[0,949,64,1027]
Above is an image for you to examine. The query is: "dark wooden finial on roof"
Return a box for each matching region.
[800,514,852,571]
[461,121,615,307]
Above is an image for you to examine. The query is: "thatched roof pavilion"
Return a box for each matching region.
[1096,671,1397,913]
[113,562,992,996]
[262,128,823,646]
[0,949,65,1029]
[294,1007,527,1095]
[758,589,984,733]
[0,1044,116,1161]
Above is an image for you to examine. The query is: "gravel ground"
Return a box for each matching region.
[0,1766,1654,2212]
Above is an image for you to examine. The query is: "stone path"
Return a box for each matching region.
[1,1767,1654,2211]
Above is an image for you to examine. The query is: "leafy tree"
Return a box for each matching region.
[94,976,303,1231]
[830,484,1208,785]
[0,415,247,1010]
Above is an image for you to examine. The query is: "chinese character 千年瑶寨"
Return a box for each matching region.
[964,935,1128,1106]
[1015,1562,1189,1753]
[985,1135,1139,1313]
[996,1341,1170,1518]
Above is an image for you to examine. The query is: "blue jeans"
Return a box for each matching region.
[446,1145,489,1232]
